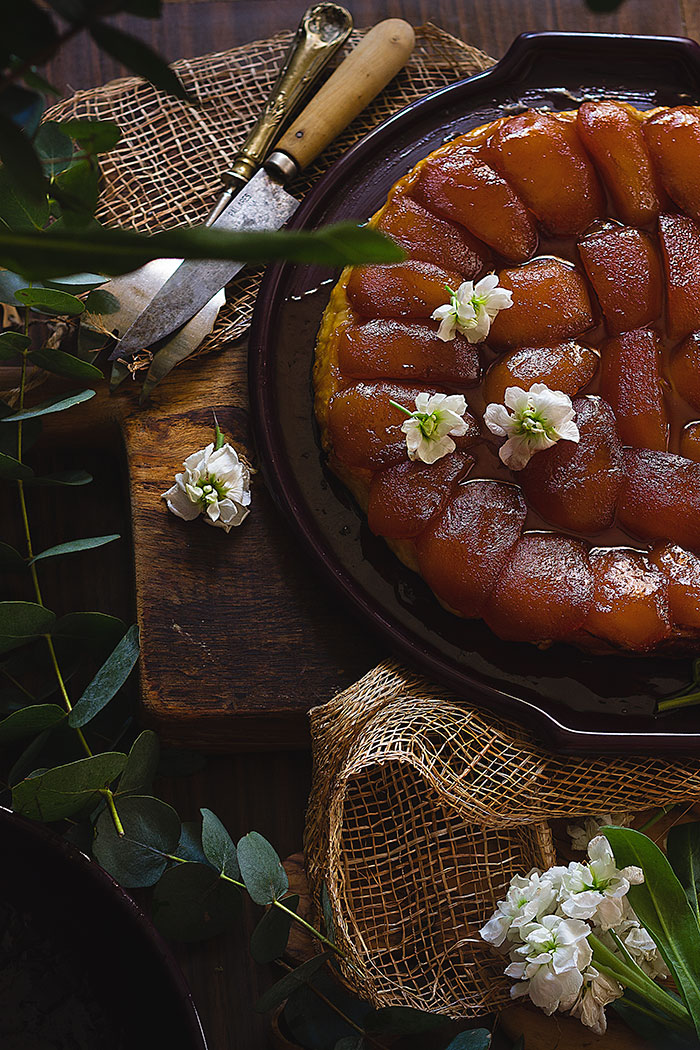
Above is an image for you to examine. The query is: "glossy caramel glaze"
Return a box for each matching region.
[314,101,700,654]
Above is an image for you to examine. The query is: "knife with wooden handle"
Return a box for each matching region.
[109,19,415,363]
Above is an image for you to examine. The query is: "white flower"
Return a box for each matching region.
[484,383,580,470]
[431,274,513,343]
[596,900,668,980]
[162,441,251,533]
[558,836,644,930]
[567,813,631,853]
[394,392,469,465]
[505,914,593,1014]
[568,966,624,1035]
[479,871,561,948]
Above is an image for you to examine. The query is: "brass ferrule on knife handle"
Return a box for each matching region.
[265,19,415,183]
[206,3,352,225]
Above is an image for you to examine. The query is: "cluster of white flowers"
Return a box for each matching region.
[431,274,513,344]
[484,383,580,470]
[391,392,470,465]
[162,440,251,533]
[480,835,666,1035]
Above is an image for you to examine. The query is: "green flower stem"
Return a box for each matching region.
[590,934,692,1027]
[617,993,692,1036]
[658,689,700,714]
[213,416,225,451]
[15,312,92,760]
[100,788,124,836]
[638,806,674,834]
[389,399,413,417]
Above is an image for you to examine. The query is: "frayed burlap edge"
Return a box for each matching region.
[304,661,700,1017]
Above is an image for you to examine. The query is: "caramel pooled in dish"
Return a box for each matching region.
[314,100,700,654]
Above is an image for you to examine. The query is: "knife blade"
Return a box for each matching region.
[109,18,415,363]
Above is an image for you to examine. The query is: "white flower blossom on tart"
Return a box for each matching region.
[431,274,513,343]
[162,440,251,533]
[390,392,469,465]
[484,383,580,470]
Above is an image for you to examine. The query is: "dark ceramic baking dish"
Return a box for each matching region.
[249,32,700,752]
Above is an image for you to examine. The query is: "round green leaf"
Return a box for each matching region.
[250,896,299,964]
[53,159,99,227]
[255,953,331,1014]
[29,347,103,381]
[175,821,208,865]
[25,469,93,487]
[34,121,74,177]
[116,730,159,796]
[237,831,289,905]
[0,704,65,743]
[0,163,48,230]
[0,451,33,480]
[283,973,373,1050]
[15,286,85,315]
[12,751,127,821]
[59,119,121,153]
[445,1032,492,1050]
[1,388,95,420]
[201,807,239,878]
[52,611,126,650]
[29,532,119,566]
[45,273,106,293]
[0,541,26,570]
[84,288,119,314]
[0,601,55,655]
[0,331,30,360]
[152,861,241,941]
[93,794,180,887]
[68,623,139,728]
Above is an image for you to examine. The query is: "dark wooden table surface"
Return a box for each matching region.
[40,2,699,1048]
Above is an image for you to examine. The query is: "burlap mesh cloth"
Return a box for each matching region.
[304,662,700,1017]
[43,24,493,360]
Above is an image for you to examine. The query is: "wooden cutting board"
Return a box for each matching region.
[61,342,385,751]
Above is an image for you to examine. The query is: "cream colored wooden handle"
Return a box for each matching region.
[274,19,415,173]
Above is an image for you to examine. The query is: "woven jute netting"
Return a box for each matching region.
[304,662,700,1017]
[43,24,493,361]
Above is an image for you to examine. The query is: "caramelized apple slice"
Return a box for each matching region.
[488,258,594,350]
[488,111,605,235]
[650,543,700,628]
[680,422,700,462]
[368,452,473,539]
[346,260,462,319]
[670,333,700,412]
[376,194,489,277]
[598,328,668,451]
[483,533,593,642]
[583,548,671,651]
[412,143,538,262]
[577,101,665,226]
[617,448,700,549]
[658,213,700,342]
[578,226,662,335]
[328,381,478,470]
[520,396,623,533]
[483,341,598,406]
[337,320,480,386]
[644,106,700,224]
[415,480,526,616]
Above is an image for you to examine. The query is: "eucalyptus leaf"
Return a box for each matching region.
[283,975,372,1050]
[445,1030,492,1050]
[68,623,139,728]
[116,730,159,796]
[53,159,99,227]
[33,121,74,177]
[0,601,54,655]
[59,119,121,153]
[667,822,700,927]
[84,288,120,314]
[12,751,127,821]
[176,820,208,865]
[0,331,30,360]
[0,268,38,303]
[0,110,47,201]
[250,895,299,964]
[364,1007,451,1035]
[0,704,65,743]
[89,22,190,102]
[0,166,49,231]
[0,541,25,570]
[0,222,404,280]
[0,450,33,480]
[52,611,126,650]
[603,825,700,1037]
[45,272,106,292]
[255,952,332,1014]
[152,861,241,941]
[201,807,240,878]
[237,831,289,905]
[25,469,93,487]
[15,285,85,315]
[29,347,102,383]
[29,533,119,566]
[1,388,95,420]
[93,794,180,887]
[8,727,54,787]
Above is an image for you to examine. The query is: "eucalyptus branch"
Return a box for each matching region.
[276,958,385,1050]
